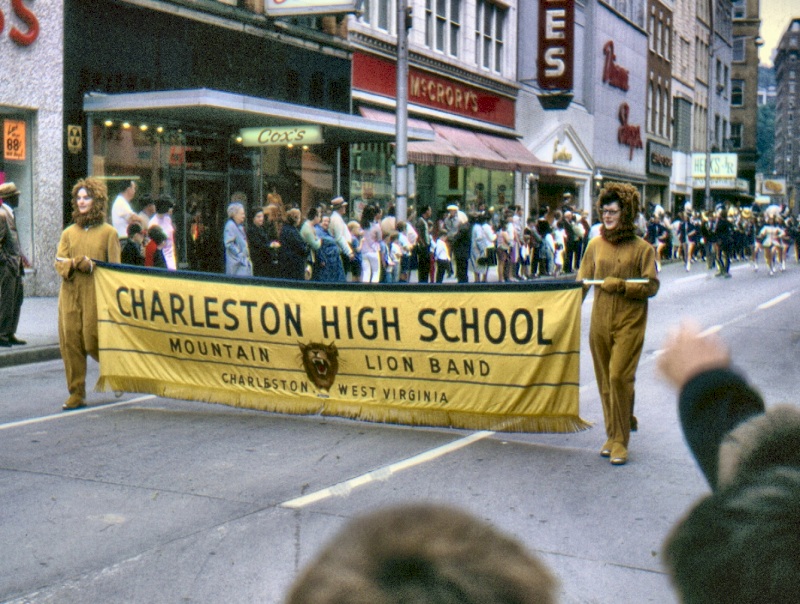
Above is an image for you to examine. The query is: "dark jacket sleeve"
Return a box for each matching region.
[678,367,765,490]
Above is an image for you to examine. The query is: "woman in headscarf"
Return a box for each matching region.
[578,182,660,465]
[55,177,121,411]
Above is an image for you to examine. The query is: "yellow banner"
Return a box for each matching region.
[94,264,589,433]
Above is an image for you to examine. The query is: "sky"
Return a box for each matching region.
[759,0,800,66]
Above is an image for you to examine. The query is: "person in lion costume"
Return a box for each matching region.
[578,182,660,465]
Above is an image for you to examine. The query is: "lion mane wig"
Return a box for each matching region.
[597,181,640,244]
[71,177,109,228]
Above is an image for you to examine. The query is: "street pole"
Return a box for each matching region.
[395,0,410,222]
[704,37,713,212]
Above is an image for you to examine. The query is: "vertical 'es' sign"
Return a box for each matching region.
[537,0,574,91]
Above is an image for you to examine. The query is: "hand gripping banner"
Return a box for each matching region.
[94,264,590,433]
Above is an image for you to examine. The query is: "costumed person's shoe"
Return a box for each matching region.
[62,395,86,411]
[8,336,26,345]
[600,440,612,457]
[610,444,628,466]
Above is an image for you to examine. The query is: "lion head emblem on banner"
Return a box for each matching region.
[299,342,339,396]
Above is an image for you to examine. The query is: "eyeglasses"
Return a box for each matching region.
[600,209,620,216]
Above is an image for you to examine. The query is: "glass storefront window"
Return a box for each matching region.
[346,137,524,221]
[350,142,393,217]
[1,111,34,267]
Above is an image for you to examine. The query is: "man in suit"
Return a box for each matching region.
[0,182,26,346]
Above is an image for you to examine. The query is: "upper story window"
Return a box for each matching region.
[426,0,461,57]
[731,79,744,106]
[732,0,745,19]
[732,37,746,62]
[475,0,505,73]
[605,0,646,28]
[361,0,394,33]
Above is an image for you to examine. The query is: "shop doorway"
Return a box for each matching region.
[170,171,227,273]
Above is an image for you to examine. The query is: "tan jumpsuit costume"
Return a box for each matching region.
[579,219,659,461]
[55,220,121,407]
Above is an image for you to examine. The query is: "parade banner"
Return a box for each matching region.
[94,264,589,433]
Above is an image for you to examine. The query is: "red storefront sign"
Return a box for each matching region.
[352,52,515,129]
[617,103,642,160]
[0,0,40,46]
[602,41,630,91]
[537,0,574,90]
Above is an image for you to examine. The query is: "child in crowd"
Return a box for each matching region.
[121,223,145,266]
[380,231,395,283]
[348,221,363,283]
[433,233,450,283]
[145,225,168,269]
[389,231,403,283]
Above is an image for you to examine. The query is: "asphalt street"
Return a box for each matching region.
[1,258,798,603]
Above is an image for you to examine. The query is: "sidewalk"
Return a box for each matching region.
[0,296,61,368]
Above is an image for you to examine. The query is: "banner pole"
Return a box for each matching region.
[582,279,650,285]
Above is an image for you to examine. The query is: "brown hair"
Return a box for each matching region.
[71,177,108,227]
[286,503,557,604]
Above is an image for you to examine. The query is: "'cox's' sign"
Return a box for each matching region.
[239,125,324,147]
[0,0,39,47]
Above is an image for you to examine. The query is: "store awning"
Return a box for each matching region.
[357,107,554,174]
[83,89,435,144]
[358,107,457,166]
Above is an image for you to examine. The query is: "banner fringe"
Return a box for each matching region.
[96,377,592,434]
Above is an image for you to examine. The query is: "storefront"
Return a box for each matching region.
[530,124,595,216]
[83,89,432,270]
[0,0,63,295]
[645,140,672,213]
[65,0,435,271]
[351,52,553,220]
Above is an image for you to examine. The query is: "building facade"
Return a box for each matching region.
[671,0,698,212]
[730,0,762,196]
[774,18,800,209]
[347,0,553,221]
[645,0,674,211]
[0,0,64,296]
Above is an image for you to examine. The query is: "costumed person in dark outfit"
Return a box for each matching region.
[657,321,800,604]
[0,182,27,347]
[55,178,121,411]
[578,182,659,465]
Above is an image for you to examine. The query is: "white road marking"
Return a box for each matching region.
[698,324,723,338]
[757,292,791,310]
[281,430,495,509]
[0,395,156,431]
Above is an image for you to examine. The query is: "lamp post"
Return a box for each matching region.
[594,169,604,197]
[593,169,603,221]
[395,0,411,222]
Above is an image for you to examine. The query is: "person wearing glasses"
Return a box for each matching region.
[578,182,660,465]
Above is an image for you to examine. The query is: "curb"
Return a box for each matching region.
[0,345,62,369]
